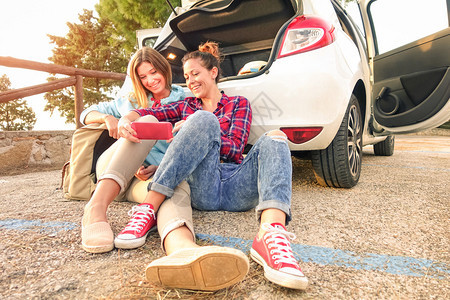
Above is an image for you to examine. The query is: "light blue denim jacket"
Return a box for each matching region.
[80,77,185,166]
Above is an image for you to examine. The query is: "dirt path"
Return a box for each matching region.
[0,135,449,299]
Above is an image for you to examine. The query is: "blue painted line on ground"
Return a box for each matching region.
[0,219,77,234]
[196,233,449,279]
[1,219,448,279]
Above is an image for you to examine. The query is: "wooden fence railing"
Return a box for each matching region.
[0,56,126,128]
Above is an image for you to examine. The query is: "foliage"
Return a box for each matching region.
[44,0,180,124]
[96,0,181,53]
[0,75,37,131]
[44,9,129,123]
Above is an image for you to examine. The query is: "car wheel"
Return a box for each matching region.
[373,135,395,156]
[311,95,362,188]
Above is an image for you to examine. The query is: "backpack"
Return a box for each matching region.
[62,123,116,201]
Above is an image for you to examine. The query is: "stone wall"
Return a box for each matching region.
[0,130,74,175]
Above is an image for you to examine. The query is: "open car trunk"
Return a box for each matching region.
[158,0,298,83]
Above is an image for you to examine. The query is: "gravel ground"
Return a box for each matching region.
[0,135,449,299]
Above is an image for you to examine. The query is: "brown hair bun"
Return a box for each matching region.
[198,41,222,62]
[182,41,223,83]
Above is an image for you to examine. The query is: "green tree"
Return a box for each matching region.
[44,9,129,123]
[96,0,181,53]
[0,75,37,131]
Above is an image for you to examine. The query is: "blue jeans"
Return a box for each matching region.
[149,111,292,223]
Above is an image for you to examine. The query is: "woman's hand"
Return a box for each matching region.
[168,119,186,143]
[103,115,119,139]
[118,116,140,143]
[135,165,158,181]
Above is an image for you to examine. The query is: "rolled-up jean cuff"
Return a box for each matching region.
[148,181,174,198]
[98,171,127,194]
[255,200,292,225]
[159,218,196,252]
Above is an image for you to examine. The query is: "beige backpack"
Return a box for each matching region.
[62,123,116,201]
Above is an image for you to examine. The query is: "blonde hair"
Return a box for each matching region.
[129,47,172,108]
[182,41,222,83]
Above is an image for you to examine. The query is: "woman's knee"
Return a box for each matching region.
[265,129,288,142]
[252,129,290,157]
[170,181,191,207]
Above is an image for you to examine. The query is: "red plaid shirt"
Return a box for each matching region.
[134,92,252,164]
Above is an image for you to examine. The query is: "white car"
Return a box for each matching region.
[143,0,449,188]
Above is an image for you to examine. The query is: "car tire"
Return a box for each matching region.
[311,94,362,188]
[373,135,395,156]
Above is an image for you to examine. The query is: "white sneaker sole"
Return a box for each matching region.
[114,226,157,249]
[250,248,308,290]
[146,246,249,291]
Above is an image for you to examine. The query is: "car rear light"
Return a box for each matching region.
[278,15,335,58]
[281,127,323,144]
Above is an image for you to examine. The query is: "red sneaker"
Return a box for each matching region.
[114,203,156,249]
[250,223,308,290]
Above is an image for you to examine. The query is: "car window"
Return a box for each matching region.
[368,0,448,54]
[143,36,158,48]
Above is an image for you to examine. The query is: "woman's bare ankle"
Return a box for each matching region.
[164,226,198,255]
[83,201,108,225]
[166,242,200,255]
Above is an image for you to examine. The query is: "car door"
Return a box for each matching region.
[359,0,450,134]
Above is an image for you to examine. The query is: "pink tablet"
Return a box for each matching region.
[131,122,173,140]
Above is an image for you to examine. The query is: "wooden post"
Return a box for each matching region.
[74,75,84,129]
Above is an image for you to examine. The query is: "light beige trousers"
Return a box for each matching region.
[96,115,195,250]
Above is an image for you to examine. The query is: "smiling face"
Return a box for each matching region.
[136,62,169,99]
[183,58,218,99]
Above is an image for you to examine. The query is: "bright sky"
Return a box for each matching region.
[0,0,98,130]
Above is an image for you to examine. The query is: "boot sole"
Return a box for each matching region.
[146,246,249,291]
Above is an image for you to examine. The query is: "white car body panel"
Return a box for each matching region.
[303,0,341,29]
[217,41,359,149]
